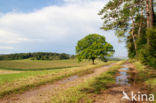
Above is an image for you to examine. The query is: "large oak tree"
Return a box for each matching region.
[76,34,114,64]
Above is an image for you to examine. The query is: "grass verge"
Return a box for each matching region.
[132,61,156,103]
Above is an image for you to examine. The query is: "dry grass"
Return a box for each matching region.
[0,70,22,74]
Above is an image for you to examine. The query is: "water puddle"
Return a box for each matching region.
[116,67,130,86]
[116,64,139,87]
[58,75,79,84]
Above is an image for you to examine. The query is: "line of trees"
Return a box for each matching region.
[0,52,73,60]
[99,0,156,67]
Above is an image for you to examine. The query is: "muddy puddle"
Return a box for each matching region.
[116,67,130,86]
[116,64,137,86]
[58,75,79,84]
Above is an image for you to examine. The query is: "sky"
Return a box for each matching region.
[0,0,128,57]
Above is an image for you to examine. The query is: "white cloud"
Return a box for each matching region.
[0,46,14,50]
[0,29,30,44]
[0,0,127,57]
[0,0,107,41]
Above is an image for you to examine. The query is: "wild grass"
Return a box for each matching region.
[51,79,94,103]
[87,65,121,94]
[51,64,123,103]
[0,59,115,97]
[145,79,156,88]
[133,61,146,72]
[133,61,156,100]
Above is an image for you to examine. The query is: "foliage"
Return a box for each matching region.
[0,52,71,60]
[99,0,144,37]
[127,35,136,58]
[99,0,156,68]
[76,34,114,64]
[139,28,156,68]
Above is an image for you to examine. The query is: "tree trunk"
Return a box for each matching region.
[131,17,137,56]
[138,9,143,38]
[131,30,137,52]
[146,0,150,28]
[92,58,95,64]
[138,23,142,38]
[146,0,154,45]
[149,0,154,28]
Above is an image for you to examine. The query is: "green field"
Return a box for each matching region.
[0,59,89,70]
[0,59,114,97]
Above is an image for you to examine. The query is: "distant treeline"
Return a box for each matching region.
[0,52,75,60]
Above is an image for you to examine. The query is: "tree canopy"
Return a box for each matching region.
[99,0,156,67]
[76,34,114,64]
[0,52,71,60]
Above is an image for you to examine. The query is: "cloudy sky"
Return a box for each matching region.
[0,0,127,57]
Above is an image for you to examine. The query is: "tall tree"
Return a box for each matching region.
[146,0,155,28]
[146,0,150,28]
[98,0,145,56]
[149,0,155,28]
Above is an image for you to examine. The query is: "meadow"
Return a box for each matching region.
[0,59,89,70]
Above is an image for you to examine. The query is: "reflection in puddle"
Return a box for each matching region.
[116,67,130,86]
[59,75,79,84]
[120,68,128,71]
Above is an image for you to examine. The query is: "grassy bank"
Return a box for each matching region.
[51,63,123,103]
[0,59,115,97]
[132,61,156,102]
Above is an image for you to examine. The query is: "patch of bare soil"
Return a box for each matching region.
[0,63,116,103]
